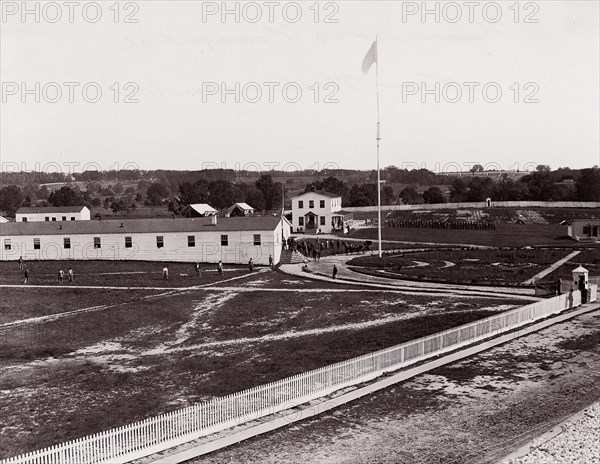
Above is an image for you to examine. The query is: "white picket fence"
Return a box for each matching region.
[2,287,596,464]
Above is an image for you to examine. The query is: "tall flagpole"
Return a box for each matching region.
[375,35,382,258]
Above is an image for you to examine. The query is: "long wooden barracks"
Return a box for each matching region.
[0,215,291,265]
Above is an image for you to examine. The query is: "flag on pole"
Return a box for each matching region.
[361,39,377,75]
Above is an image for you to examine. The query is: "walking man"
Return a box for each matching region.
[19,256,23,271]
[248,258,254,272]
[58,269,64,283]
[195,262,201,277]
[162,265,169,281]
[332,264,338,280]
[268,254,274,270]
[217,260,223,276]
[24,268,29,284]
[68,267,74,282]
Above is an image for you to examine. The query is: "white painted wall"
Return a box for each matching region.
[1,224,284,265]
[291,192,342,233]
[16,207,91,222]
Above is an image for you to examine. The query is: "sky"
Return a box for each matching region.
[1,0,599,175]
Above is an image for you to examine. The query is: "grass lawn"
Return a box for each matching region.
[351,207,600,224]
[542,248,600,282]
[349,224,575,247]
[346,248,574,285]
[0,281,526,458]
[0,287,160,325]
[0,260,252,287]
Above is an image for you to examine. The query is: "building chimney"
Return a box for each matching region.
[120,222,124,228]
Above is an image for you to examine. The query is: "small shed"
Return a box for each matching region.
[187,204,218,217]
[226,203,255,217]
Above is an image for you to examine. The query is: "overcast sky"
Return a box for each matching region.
[1,1,599,174]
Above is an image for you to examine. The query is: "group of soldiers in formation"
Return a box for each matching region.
[385,218,497,231]
[284,236,372,262]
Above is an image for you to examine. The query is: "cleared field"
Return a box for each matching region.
[0,260,251,287]
[0,271,527,458]
[350,224,574,247]
[544,248,600,281]
[352,207,600,224]
[347,248,574,285]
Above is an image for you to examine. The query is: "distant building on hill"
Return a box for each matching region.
[291,190,353,234]
[0,215,291,265]
[15,206,91,223]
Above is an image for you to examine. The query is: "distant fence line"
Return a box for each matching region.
[1,288,596,464]
[344,201,600,213]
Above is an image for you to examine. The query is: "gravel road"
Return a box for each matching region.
[504,401,600,464]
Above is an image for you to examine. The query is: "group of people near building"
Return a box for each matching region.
[386,219,496,231]
[17,257,75,285]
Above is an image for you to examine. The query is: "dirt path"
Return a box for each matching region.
[186,309,600,464]
[279,257,540,300]
[521,250,581,284]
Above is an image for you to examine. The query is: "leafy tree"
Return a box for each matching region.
[575,168,600,201]
[348,183,377,206]
[381,185,395,205]
[494,179,529,201]
[470,164,484,174]
[520,171,554,200]
[114,183,124,195]
[423,187,445,204]
[91,198,102,208]
[0,185,24,215]
[465,177,494,201]
[304,176,349,203]
[449,178,467,202]
[255,175,282,211]
[179,180,209,205]
[399,187,420,204]
[146,182,169,206]
[110,199,128,213]
[245,187,266,211]
[48,186,84,206]
[208,180,235,209]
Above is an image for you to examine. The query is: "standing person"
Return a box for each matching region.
[248,258,254,272]
[195,262,201,277]
[68,267,74,282]
[332,264,338,279]
[268,254,274,270]
[162,265,169,281]
[19,256,23,271]
[24,268,29,284]
[217,260,223,276]
[58,269,64,283]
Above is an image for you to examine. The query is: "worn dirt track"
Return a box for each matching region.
[185,310,600,464]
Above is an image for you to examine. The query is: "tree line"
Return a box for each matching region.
[1,167,599,217]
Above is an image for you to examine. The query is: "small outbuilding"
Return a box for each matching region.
[226,203,255,217]
[186,204,218,217]
[568,219,600,242]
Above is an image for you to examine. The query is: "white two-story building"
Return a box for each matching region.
[290,190,353,234]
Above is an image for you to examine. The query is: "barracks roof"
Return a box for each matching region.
[0,216,282,237]
[16,206,88,214]
[291,190,341,200]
